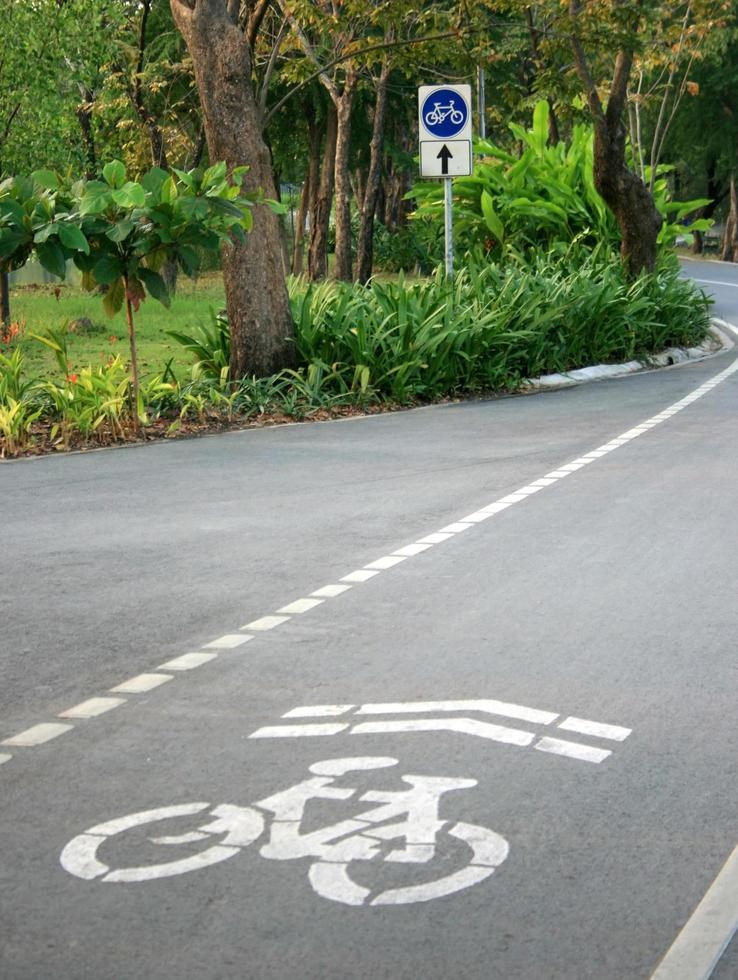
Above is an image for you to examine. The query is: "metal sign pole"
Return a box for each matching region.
[478,68,486,140]
[444,177,454,279]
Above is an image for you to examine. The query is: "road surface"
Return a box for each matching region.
[1,257,738,980]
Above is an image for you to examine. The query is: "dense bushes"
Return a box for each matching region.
[1,245,710,456]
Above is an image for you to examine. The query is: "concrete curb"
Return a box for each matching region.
[528,319,735,392]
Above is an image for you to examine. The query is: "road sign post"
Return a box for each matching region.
[418,84,473,279]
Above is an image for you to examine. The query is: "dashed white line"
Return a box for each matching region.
[2,723,74,747]
[365,555,408,570]
[0,753,12,765]
[392,543,434,557]
[241,615,290,631]
[311,584,352,598]
[277,598,325,615]
[59,697,127,719]
[534,736,611,764]
[439,522,473,533]
[204,634,253,649]
[341,569,381,583]
[110,674,173,694]
[558,716,632,742]
[417,532,454,544]
[158,652,218,671]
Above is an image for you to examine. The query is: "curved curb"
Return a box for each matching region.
[527,319,736,392]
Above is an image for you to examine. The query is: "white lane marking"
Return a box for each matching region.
[341,569,381,583]
[110,673,173,694]
[283,705,355,718]
[461,511,494,523]
[534,736,611,764]
[365,555,408,570]
[249,723,350,738]
[356,699,558,726]
[649,840,738,980]
[558,716,632,742]
[392,543,433,557]
[242,615,290,631]
[0,753,12,765]
[158,652,218,671]
[58,697,127,719]
[439,522,473,533]
[204,634,253,649]
[479,501,515,513]
[417,532,455,544]
[1,723,74,747]
[351,717,535,746]
[311,584,352,598]
[529,478,558,487]
[277,598,325,615]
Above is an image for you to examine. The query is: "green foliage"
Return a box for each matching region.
[410,101,713,257]
[166,310,230,379]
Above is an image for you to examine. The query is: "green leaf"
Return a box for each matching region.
[93,253,124,284]
[111,183,146,208]
[139,267,170,308]
[79,183,111,215]
[141,167,168,197]
[33,223,60,244]
[31,169,59,191]
[36,240,67,279]
[480,191,504,242]
[103,160,126,189]
[532,101,549,154]
[102,276,125,316]
[106,219,136,243]
[160,175,177,204]
[176,243,199,274]
[58,222,90,254]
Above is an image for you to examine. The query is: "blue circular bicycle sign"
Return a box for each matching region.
[421,88,469,139]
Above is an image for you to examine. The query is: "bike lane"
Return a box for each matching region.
[2,355,738,979]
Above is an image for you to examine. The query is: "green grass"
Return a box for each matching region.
[9,272,226,379]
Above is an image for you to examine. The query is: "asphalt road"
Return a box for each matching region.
[1,257,738,980]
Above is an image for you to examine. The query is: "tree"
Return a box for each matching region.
[169,0,295,379]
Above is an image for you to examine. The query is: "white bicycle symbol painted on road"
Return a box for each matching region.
[61,757,509,907]
[424,100,464,127]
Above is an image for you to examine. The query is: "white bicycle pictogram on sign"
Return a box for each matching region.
[61,756,509,907]
[424,100,464,127]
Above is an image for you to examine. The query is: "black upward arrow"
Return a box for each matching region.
[437,144,453,175]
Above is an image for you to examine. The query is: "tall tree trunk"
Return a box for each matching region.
[721,175,738,262]
[308,102,337,281]
[592,114,662,277]
[292,177,311,276]
[332,75,357,282]
[356,60,391,285]
[294,105,320,276]
[170,0,294,378]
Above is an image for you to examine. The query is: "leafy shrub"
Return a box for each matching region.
[410,101,712,257]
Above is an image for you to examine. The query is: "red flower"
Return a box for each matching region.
[66,373,78,384]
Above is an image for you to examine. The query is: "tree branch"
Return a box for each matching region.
[568,0,605,121]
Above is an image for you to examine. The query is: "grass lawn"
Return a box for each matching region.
[9,272,226,380]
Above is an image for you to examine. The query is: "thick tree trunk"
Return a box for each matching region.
[170,0,294,378]
[356,61,390,285]
[308,101,337,281]
[332,75,357,282]
[721,175,738,262]
[0,271,10,327]
[592,117,662,278]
